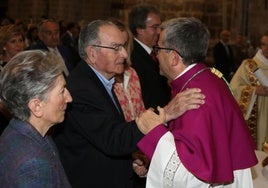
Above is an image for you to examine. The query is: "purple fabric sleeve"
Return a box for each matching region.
[137,124,168,160]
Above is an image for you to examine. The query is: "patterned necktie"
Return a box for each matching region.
[150,51,158,63]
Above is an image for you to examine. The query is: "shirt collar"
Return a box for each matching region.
[174,64,197,80]
[134,38,152,54]
[88,64,115,90]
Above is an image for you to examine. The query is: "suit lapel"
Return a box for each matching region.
[133,41,160,71]
[86,64,124,117]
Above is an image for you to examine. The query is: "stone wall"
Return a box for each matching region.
[3,0,268,56]
[4,0,242,39]
[6,0,113,23]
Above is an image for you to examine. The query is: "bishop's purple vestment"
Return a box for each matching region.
[138,63,257,185]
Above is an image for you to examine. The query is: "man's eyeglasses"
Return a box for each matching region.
[91,44,126,52]
[153,46,183,57]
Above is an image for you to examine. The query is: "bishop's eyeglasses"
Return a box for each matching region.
[153,46,183,58]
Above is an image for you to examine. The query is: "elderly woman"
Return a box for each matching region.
[0,50,72,187]
[0,24,25,70]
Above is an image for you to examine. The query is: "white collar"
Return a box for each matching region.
[134,38,152,54]
[174,64,197,80]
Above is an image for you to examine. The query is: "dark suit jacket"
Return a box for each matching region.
[131,40,171,109]
[54,60,144,188]
[61,32,75,47]
[61,32,81,63]
[27,41,77,72]
[213,41,235,81]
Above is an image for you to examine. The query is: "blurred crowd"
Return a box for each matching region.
[0,8,267,187]
[0,16,260,73]
[0,16,81,69]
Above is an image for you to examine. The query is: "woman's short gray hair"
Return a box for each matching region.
[0,50,64,121]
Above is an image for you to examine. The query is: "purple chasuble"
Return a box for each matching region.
[169,63,257,183]
[138,63,257,185]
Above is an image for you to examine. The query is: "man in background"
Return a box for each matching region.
[27,19,76,76]
[213,29,235,81]
[129,4,171,109]
[61,21,81,63]
[230,31,268,150]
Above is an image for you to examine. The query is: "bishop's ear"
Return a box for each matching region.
[170,50,181,66]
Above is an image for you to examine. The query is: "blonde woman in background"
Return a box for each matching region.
[0,24,24,133]
[0,24,25,71]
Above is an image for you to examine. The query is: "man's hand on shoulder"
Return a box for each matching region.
[164,88,205,122]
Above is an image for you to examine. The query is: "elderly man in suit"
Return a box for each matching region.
[213,29,235,81]
[129,4,171,109]
[54,19,205,188]
[27,19,77,76]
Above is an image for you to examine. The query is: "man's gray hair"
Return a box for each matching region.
[78,20,115,61]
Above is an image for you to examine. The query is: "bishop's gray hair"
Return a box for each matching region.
[161,17,210,65]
